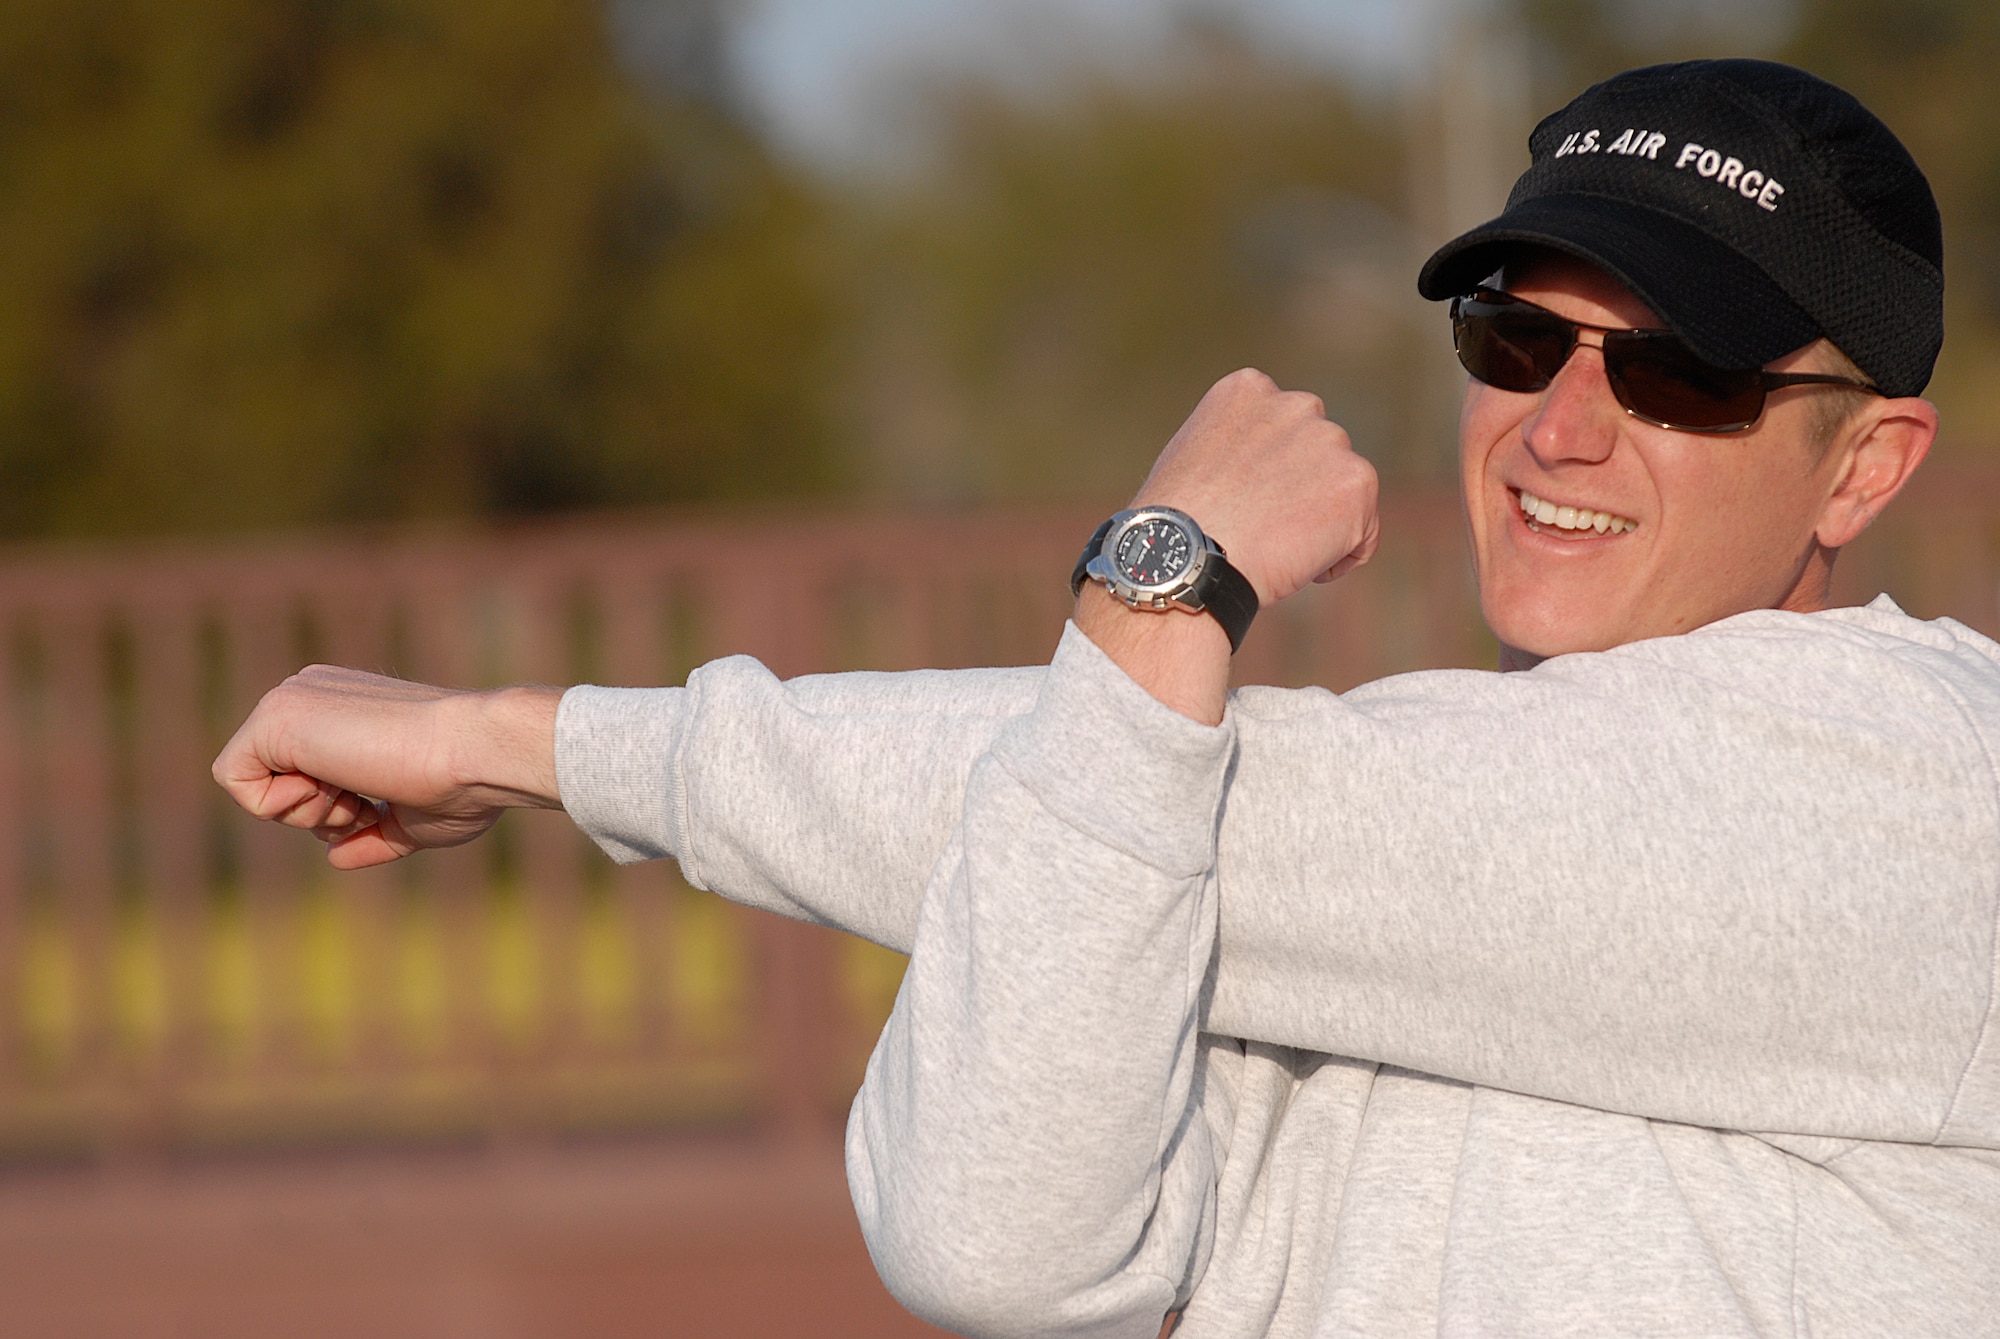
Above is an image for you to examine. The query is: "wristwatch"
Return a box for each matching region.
[1070,506,1259,653]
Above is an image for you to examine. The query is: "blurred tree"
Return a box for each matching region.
[836,27,1422,505]
[0,0,842,539]
[1506,0,2000,452]
[1784,0,2000,444]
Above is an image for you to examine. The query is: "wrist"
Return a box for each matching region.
[1074,584,1231,726]
[449,685,565,809]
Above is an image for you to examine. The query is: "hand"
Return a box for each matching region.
[1075,370,1379,726]
[1131,368,1379,606]
[211,666,563,869]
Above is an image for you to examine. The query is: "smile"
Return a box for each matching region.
[1516,488,1638,535]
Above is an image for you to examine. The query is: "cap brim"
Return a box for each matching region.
[1417,194,1822,371]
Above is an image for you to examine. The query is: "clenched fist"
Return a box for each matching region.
[212,666,562,869]
[1132,368,1379,606]
[1076,369,1380,724]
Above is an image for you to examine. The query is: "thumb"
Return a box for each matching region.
[323,804,423,869]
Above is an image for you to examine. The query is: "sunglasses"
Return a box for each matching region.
[1449,288,1881,433]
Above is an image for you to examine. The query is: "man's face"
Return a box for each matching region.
[1459,254,1848,663]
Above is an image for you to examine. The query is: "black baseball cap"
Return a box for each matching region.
[1417,60,1943,398]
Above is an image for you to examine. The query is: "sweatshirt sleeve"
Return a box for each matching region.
[1207,605,2000,1145]
[555,604,2000,1146]
[846,623,1229,1339]
[556,661,1042,951]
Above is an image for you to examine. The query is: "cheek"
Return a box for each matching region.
[1458,381,1500,457]
[1458,385,1515,498]
[1654,461,1822,600]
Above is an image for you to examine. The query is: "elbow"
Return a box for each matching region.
[865,1215,1145,1339]
[856,1179,1061,1335]
[872,1236,1038,1337]
[854,1167,1172,1338]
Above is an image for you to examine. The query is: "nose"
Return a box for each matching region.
[1520,334,1621,467]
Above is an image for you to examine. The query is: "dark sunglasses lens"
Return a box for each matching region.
[1605,333,1765,431]
[1454,304,1571,393]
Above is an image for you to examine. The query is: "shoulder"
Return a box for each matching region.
[1228,595,2000,767]
[1616,596,2000,730]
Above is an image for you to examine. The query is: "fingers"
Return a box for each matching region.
[306,791,380,843]
[1313,513,1381,584]
[226,769,320,820]
[321,804,423,869]
[323,825,411,869]
[1317,474,1384,584]
[210,667,463,815]
[255,775,372,832]
[1213,367,1279,400]
[1317,558,1360,584]
[1135,369,1379,609]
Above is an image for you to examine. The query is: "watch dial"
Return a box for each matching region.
[1114,518,1193,587]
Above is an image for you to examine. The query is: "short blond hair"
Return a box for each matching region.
[1804,341,1878,456]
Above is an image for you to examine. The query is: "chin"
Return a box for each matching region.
[1482,598,1623,664]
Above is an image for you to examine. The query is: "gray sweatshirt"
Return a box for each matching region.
[555,595,2000,1337]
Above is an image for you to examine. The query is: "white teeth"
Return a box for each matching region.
[1517,489,1636,535]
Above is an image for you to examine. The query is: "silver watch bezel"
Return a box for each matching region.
[1083,506,1217,612]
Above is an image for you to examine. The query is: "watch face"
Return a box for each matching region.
[1114,516,1194,588]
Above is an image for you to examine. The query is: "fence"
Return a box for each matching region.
[0,474,1993,1159]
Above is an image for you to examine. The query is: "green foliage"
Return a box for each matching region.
[1784,0,2000,435]
[835,34,1422,502]
[6,1,1997,540]
[0,0,844,539]
[1505,0,2000,448]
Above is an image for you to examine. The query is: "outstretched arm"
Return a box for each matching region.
[212,666,563,869]
[564,369,2000,1147]
[214,372,2000,1146]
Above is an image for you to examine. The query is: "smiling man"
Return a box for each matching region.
[1457,256,1906,667]
[216,61,1999,1336]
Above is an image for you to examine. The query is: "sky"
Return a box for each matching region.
[728,0,1446,169]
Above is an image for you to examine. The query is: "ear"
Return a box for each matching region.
[1814,397,1938,550]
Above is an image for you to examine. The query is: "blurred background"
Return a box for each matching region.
[0,1,1996,1335]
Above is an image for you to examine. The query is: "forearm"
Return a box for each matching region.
[600,611,2000,1142]
[213,665,565,868]
[451,685,564,808]
[1072,585,1231,725]
[557,659,1043,951]
[1196,610,2000,1142]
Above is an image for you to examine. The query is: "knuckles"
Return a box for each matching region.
[1281,389,1327,420]
[1217,367,1279,397]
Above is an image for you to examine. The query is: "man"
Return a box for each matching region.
[217,61,2000,1335]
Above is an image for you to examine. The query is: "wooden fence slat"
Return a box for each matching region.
[708,567,845,1142]
[314,591,403,1091]
[396,573,513,1128]
[598,571,674,1054]
[0,610,24,1096]
[499,576,585,1095]
[0,487,1979,1159]
[42,606,117,1107]
[223,596,312,1087]
[130,602,208,1147]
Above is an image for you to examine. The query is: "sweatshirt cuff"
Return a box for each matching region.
[554,685,690,866]
[989,621,1236,879]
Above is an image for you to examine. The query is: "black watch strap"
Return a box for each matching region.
[1071,518,1115,598]
[1190,547,1259,654]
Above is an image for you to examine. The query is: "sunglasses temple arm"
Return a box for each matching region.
[1759,372,1881,393]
